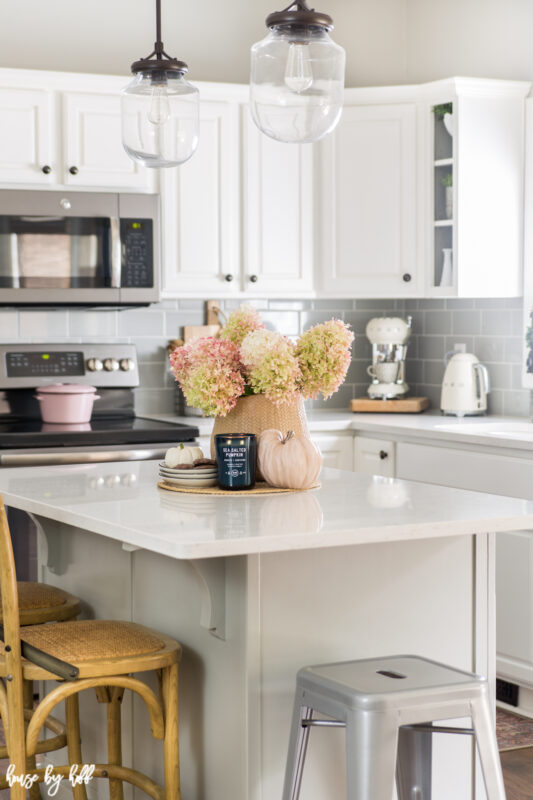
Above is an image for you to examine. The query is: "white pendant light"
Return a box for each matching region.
[122,0,199,168]
[250,1,345,144]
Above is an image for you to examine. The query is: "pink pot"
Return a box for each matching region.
[35,383,100,424]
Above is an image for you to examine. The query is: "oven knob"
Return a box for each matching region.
[103,358,119,372]
[119,358,135,372]
[87,358,103,372]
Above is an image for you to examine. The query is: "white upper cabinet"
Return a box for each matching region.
[423,78,530,298]
[317,90,418,298]
[242,112,314,296]
[0,86,55,185]
[160,84,315,298]
[161,95,240,295]
[62,91,152,190]
[0,69,155,192]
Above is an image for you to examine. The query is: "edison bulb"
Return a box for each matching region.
[148,84,171,126]
[284,43,313,92]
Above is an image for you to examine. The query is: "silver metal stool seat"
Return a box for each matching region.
[283,654,505,800]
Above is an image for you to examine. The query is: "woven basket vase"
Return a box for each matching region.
[210,395,310,476]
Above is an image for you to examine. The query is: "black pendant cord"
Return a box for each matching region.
[0,624,79,682]
[130,0,188,75]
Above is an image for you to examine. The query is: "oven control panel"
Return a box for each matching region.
[0,344,139,389]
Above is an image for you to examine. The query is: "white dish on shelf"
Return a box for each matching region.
[443,111,453,137]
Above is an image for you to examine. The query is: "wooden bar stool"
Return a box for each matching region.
[5,582,81,627]
[283,654,506,800]
[0,497,182,800]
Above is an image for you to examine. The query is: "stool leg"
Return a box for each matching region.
[65,693,88,800]
[23,679,41,800]
[106,687,125,800]
[162,662,181,800]
[470,697,506,800]
[396,725,432,800]
[345,710,399,800]
[282,689,313,800]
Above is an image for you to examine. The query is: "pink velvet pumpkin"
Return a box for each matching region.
[258,429,322,490]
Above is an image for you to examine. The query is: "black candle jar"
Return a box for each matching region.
[215,433,257,490]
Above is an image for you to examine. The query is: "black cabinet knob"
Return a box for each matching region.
[402,273,412,283]
[379,450,388,460]
[224,274,234,282]
[249,274,258,283]
[42,165,52,174]
[69,166,79,175]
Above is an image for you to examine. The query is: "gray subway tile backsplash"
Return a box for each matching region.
[1,296,529,417]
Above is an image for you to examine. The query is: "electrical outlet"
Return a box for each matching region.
[453,343,467,353]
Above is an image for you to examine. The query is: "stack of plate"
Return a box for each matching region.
[159,462,219,488]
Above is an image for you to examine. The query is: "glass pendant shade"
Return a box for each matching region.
[122,69,199,168]
[250,22,345,144]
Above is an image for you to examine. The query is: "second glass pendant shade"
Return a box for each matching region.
[250,2,345,144]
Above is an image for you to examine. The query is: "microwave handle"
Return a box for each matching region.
[110,217,122,288]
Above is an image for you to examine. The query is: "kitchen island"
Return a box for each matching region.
[1,461,532,800]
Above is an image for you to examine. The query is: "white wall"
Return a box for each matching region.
[406,0,533,84]
[0,0,407,87]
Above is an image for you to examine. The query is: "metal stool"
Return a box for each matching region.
[283,654,505,800]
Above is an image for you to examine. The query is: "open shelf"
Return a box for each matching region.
[434,219,453,227]
[434,158,453,167]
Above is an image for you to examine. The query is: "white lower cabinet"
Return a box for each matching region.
[353,435,396,477]
[394,438,533,709]
[313,433,354,470]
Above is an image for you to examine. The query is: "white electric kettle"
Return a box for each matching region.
[440,353,490,416]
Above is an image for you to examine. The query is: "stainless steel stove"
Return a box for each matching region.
[0,343,199,467]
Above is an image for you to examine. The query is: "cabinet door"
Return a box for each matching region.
[243,112,313,295]
[353,435,396,477]
[313,434,353,470]
[0,86,55,184]
[62,91,154,190]
[161,100,240,296]
[318,103,418,297]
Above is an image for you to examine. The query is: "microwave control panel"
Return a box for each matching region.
[120,218,153,288]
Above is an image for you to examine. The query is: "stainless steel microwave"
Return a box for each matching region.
[0,190,159,305]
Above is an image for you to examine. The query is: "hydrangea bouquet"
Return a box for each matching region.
[169,305,354,417]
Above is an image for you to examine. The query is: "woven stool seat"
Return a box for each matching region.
[0,581,82,626]
[0,619,180,680]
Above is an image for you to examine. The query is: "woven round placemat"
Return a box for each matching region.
[157,480,319,496]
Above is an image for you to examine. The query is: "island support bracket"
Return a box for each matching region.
[190,558,226,640]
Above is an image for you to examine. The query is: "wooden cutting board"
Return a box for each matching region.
[350,397,430,413]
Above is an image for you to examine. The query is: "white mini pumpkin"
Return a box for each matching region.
[165,443,204,468]
[258,429,322,490]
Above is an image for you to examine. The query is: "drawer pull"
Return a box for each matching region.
[379,450,388,460]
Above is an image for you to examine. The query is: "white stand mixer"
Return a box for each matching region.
[366,317,412,400]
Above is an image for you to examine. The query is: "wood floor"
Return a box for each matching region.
[501,746,533,799]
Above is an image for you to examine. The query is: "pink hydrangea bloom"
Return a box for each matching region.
[240,329,302,406]
[219,304,265,347]
[296,319,354,399]
[169,337,244,417]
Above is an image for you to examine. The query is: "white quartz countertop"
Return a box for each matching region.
[0,460,532,560]
[146,410,533,452]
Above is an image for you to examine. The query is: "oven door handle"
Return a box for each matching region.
[110,217,122,288]
[0,449,166,467]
